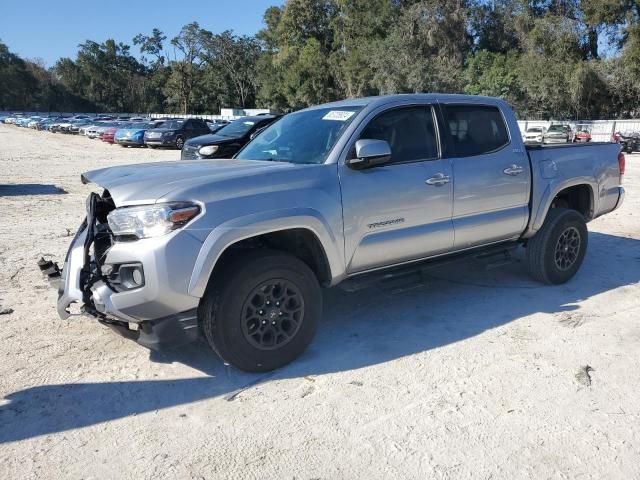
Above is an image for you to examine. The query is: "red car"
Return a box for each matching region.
[574,124,592,142]
[100,127,118,144]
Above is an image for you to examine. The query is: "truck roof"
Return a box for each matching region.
[302,93,507,112]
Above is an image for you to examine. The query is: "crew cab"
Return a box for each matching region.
[49,94,625,372]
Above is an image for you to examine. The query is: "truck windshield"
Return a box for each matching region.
[236,106,363,164]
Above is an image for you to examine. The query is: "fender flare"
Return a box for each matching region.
[187,208,345,297]
[528,177,597,235]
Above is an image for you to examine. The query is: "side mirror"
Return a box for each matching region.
[346,139,392,170]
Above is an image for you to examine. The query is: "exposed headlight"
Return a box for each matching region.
[163,131,175,137]
[198,145,219,156]
[107,202,201,239]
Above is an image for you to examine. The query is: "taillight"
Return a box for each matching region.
[618,151,625,182]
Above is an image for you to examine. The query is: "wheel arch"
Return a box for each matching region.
[188,210,345,297]
[528,180,596,236]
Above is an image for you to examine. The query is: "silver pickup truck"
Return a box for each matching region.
[48,94,625,372]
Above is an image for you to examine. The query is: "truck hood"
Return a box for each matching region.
[81,159,309,206]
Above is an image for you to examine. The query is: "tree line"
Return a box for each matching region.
[2,0,640,119]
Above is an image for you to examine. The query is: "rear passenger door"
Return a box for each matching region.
[439,103,530,249]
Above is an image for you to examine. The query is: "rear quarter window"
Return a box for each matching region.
[441,105,510,157]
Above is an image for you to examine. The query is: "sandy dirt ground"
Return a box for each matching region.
[0,124,639,480]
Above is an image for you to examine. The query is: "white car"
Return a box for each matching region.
[79,124,97,136]
[87,123,118,139]
[523,126,545,144]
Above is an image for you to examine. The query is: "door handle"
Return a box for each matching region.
[425,173,451,186]
[503,164,524,176]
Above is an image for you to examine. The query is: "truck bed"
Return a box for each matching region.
[524,141,623,236]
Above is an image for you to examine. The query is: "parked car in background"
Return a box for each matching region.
[69,119,95,134]
[78,123,96,136]
[86,122,112,139]
[49,120,65,133]
[100,126,120,144]
[115,121,162,147]
[181,115,281,160]
[574,124,592,142]
[543,124,572,144]
[27,117,45,129]
[57,121,76,134]
[613,131,640,153]
[40,117,65,131]
[35,117,55,130]
[144,118,210,149]
[207,119,230,133]
[16,116,35,127]
[89,122,123,139]
[523,126,545,144]
[4,114,22,124]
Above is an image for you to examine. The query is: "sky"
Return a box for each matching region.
[0,0,279,67]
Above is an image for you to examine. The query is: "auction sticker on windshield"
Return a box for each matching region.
[322,110,356,121]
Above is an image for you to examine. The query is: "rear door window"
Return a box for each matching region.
[440,105,510,157]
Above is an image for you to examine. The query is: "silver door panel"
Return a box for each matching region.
[452,205,528,248]
[348,217,454,272]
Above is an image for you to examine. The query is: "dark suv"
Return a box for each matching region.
[181,115,280,160]
[144,118,211,149]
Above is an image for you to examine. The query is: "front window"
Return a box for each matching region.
[236,107,363,164]
[358,106,438,163]
[161,120,184,129]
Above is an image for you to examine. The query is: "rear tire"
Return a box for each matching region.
[199,250,322,372]
[526,208,588,284]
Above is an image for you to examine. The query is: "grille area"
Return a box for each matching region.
[181,144,199,160]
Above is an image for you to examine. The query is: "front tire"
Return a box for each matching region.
[176,136,184,149]
[526,208,588,284]
[199,250,322,372]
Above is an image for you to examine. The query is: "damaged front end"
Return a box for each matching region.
[54,190,119,320]
[44,188,202,349]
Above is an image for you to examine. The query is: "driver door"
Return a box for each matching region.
[339,105,454,273]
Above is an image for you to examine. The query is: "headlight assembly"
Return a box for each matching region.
[198,145,219,156]
[107,202,201,239]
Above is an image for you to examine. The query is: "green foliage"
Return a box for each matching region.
[3,1,640,118]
